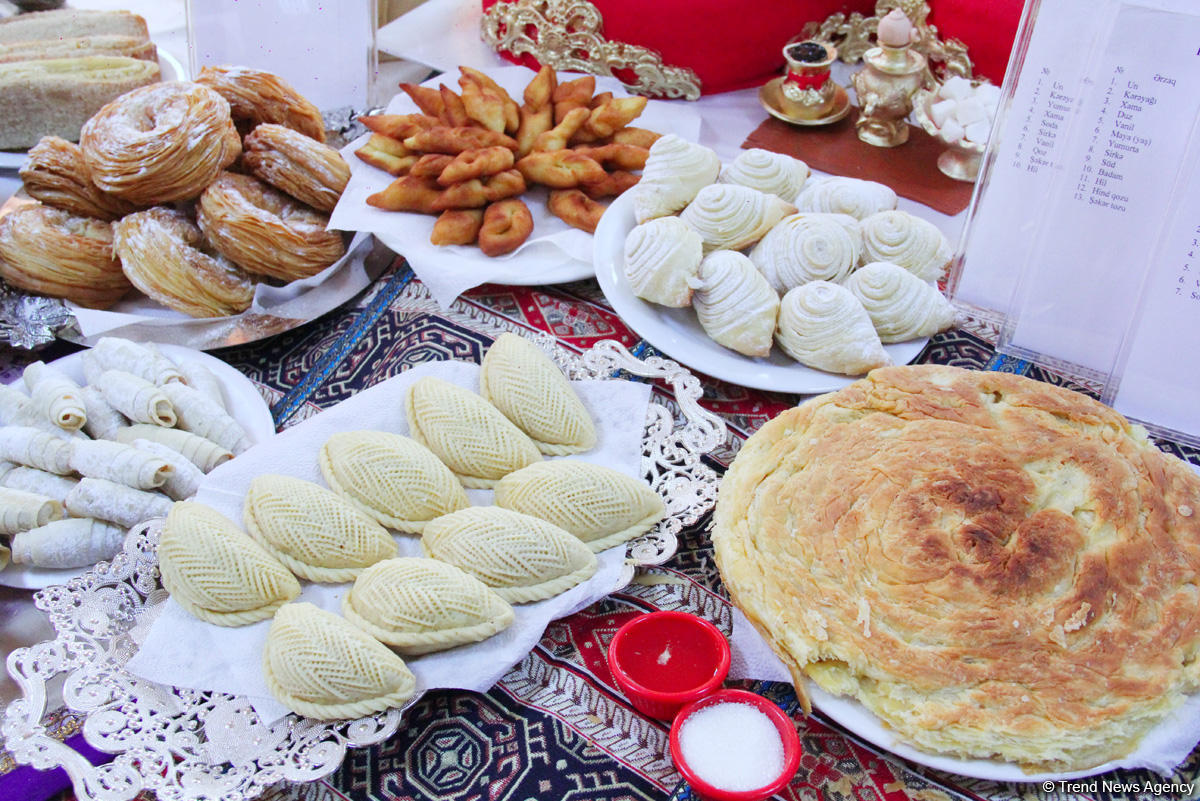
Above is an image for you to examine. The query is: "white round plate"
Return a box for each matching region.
[593,192,929,395]
[0,343,275,590]
[373,228,594,287]
[0,47,186,171]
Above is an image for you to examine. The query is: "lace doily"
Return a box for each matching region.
[2,339,725,801]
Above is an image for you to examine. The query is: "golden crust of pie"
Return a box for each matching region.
[712,364,1200,772]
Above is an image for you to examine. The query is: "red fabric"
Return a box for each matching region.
[927,0,1024,84]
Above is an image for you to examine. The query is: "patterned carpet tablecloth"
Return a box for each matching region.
[5,257,1200,801]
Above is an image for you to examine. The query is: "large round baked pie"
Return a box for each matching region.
[713,365,1200,771]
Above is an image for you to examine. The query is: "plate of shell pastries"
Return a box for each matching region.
[0,337,275,589]
[0,65,372,349]
[594,143,959,394]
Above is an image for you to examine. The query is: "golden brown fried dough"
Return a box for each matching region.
[359,113,440,140]
[516,103,553,158]
[366,175,443,214]
[532,107,589,152]
[580,170,641,199]
[409,153,455,179]
[608,126,662,148]
[548,189,606,234]
[461,66,520,133]
[437,146,515,186]
[589,91,613,108]
[399,83,445,118]
[553,75,595,124]
[458,71,506,133]
[572,143,649,171]
[523,65,557,109]
[515,150,606,188]
[582,96,649,140]
[431,169,525,210]
[478,198,533,257]
[438,84,471,128]
[430,209,485,246]
[355,134,416,176]
[403,126,518,154]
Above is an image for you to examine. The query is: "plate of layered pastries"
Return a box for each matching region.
[714,366,1200,781]
[123,333,676,725]
[0,337,275,589]
[0,62,375,349]
[594,142,958,394]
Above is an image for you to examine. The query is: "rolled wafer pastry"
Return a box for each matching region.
[0,426,74,474]
[22,362,86,431]
[11,518,126,569]
[68,439,172,490]
[80,386,127,440]
[0,487,64,536]
[175,361,225,410]
[157,382,249,454]
[130,439,201,500]
[0,465,78,503]
[0,383,33,425]
[112,425,231,472]
[0,543,8,570]
[90,337,183,386]
[65,477,173,528]
[94,369,176,427]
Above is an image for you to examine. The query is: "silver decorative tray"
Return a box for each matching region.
[2,340,726,801]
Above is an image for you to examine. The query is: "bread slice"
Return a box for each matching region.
[0,56,161,149]
[0,35,157,64]
[0,9,150,44]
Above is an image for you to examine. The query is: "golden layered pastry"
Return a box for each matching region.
[243,123,350,213]
[713,365,1200,772]
[196,65,325,142]
[80,81,241,204]
[20,136,138,221]
[0,202,130,309]
[196,171,345,281]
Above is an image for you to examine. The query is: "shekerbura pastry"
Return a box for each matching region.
[794,176,897,220]
[775,282,890,375]
[689,250,780,358]
[718,148,809,202]
[679,183,796,252]
[631,134,720,223]
[749,213,861,293]
[623,216,703,307]
[843,261,957,342]
[859,209,953,281]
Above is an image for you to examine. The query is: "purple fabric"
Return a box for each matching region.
[0,734,111,801]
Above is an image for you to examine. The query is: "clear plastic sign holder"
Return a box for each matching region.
[950,0,1200,447]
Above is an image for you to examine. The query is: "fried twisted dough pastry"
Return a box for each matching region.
[20,136,138,221]
[431,209,484,245]
[197,172,345,281]
[553,75,594,125]
[439,84,471,127]
[548,189,605,234]
[409,154,454,179]
[243,123,350,212]
[403,126,517,155]
[532,107,589,152]
[581,170,640,199]
[360,113,439,140]
[478,199,533,257]
[431,170,525,211]
[459,66,519,133]
[581,96,648,140]
[0,203,130,309]
[515,150,606,188]
[366,175,442,213]
[516,66,556,157]
[196,65,325,142]
[80,81,241,204]
[437,146,515,186]
[399,83,444,118]
[354,134,415,176]
[113,207,253,317]
[573,143,649,171]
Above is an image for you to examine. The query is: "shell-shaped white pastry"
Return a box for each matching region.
[679,184,796,252]
[244,474,398,583]
[0,486,63,536]
[0,426,74,474]
[91,337,183,386]
[94,369,176,427]
[69,439,173,490]
[859,210,953,281]
[319,430,468,533]
[493,461,665,552]
[479,333,596,455]
[689,251,780,358]
[775,282,892,375]
[158,501,301,627]
[23,362,86,431]
[631,134,721,223]
[421,507,598,603]
[343,557,515,654]
[623,216,703,308]
[263,602,417,721]
[113,425,232,473]
[405,377,541,489]
[159,381,250,454]
[749,213,862,292]
[719,148,809,201]
[11,517,125,568]
[65,477,173,529]
[843,261,957,342]
[795,176,897,220]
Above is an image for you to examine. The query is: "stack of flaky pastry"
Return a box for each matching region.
[0,66,351,318]
[356,65,659,256]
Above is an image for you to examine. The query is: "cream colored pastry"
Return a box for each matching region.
[244,474,397,583]
[679,184,796,253]
[689,250,780,358]
[0,486,63,536]
[775,282,891,375]
[859,210,953,281]
[631,134,721,223]
[342,557,515,654]
[843,261,957,342]
[129,439,202,500]
[79,386,126,440]
[421,507,598,603]
[158,381,250,454]
[22,361,85,431]
[478,333,596,455]
[175,361,225,409]
[93,369,176,427]
[0,464,77,502]
[319,430,468,533]
[494,460,665,552]
[158,501,300,626]
[0,426,74,474]
[719,148,809,202]
[10,517,125,568]
[623,216,703,307]
[88,337,183,386]
[405,377,541,489]
[750,213,862,292]
[263,602,417,721]
[64,477,172,528]
[795,176,897,220]
[112,425,231,473]
[68,439,172,490]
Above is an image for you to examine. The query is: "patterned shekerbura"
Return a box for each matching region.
[243,474,398,583]
[421,507,598,603]
[844,261,957,343]
[494,460,665,552]
[158,501,300,627]
[678,184,795,254]
[342,557,515,654]
[478,333,596,456]
[775,282,890,375]
[859,209,953,282]
[718,148,809,204]
[750,213,862,293]
[262,601,417,721]
[319,430,468,533]
[794,176,898,220]
[405,377,541,489]
[631,134,721,223]
[713,365,1200,772]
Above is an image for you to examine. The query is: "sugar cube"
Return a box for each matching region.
[939,118,965,144]
[954,97,988,126]
[939,75,974,101]
[930,99,957,128]
[964,120,991,144]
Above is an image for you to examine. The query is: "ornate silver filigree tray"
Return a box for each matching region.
[2,339,725,801]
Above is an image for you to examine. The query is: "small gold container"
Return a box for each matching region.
[759,39,850,126]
